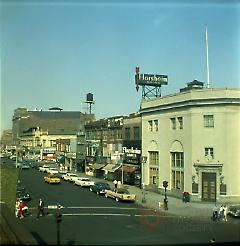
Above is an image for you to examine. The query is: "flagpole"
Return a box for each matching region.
[205,24,210,88]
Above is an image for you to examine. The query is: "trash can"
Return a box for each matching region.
[182,192,190,203]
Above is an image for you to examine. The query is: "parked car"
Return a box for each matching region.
[47,167,59,175]
[105,188,136,202]
[44,174,61,184]
[74,177,95,187]
[63,173,79,182]
[227,204,240,218]
[39,165,50,172]
[90,182,110,195]
[28,161,40,169]
[21,163,30,169]
[16,185,31,201]
[15,162,23,168]
[55,171,68,179]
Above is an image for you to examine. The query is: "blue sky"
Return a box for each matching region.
[1,0,239,134]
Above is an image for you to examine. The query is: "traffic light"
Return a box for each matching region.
[163,181,168,188]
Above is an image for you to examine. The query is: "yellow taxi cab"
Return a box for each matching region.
[44,173,61,184]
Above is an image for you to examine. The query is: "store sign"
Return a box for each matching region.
[135,66,168,90]
[136,73,168,86]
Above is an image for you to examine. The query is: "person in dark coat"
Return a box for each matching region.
[37,198,45,219]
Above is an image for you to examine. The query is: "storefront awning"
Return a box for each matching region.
[122,164,139,173]
[102,164,121,172]
[91,163,106,170]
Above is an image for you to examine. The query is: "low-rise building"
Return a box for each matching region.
[140,81,240,203]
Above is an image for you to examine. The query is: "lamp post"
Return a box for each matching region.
[141,156,147,203]
[120,152,124,185]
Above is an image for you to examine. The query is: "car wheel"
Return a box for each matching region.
[115,197,119,202]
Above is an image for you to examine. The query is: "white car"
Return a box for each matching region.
[63,173,79,182]
[47,167,59,175]
[39,165,50,172]
[74,177,95,187]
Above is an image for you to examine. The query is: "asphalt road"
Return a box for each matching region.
[16,166,240,245]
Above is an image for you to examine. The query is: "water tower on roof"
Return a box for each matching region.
[84,93,95,114]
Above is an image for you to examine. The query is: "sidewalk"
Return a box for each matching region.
[74,171,214,219]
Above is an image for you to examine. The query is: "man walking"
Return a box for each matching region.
[37,198,45,219]
[113,179,117,188]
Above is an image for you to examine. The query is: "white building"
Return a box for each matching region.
[141,82,240,203]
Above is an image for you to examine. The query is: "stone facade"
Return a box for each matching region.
[140,87,240,203]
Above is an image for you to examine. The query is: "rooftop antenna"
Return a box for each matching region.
[205,24,210,88]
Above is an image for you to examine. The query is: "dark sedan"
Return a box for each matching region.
[89,182,110,195]
[16,184,31,201]
[16,190,31,201]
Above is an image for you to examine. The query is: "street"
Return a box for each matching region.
[17,167,239,245]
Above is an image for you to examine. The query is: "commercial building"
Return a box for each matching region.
[12,107,94,165]
[140,81,240,203]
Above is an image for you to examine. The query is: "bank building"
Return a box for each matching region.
[140,80,240,203]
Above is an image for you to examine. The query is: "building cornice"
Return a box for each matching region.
[140,89,240,115]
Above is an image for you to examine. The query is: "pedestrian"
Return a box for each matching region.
[117,180,121,188]
[113,179,117,188]
[219,205,224,221]
[15,199,20,218]
[212,204,218,221]
[37,198,45,219]
[223,205,228,222]
[18,200,25,219]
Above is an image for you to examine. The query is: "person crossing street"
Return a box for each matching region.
[37,198,45,219]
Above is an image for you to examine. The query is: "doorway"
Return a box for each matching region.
[202,172,216,202]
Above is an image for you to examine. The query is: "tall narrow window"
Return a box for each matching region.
[133,127,140,140]
[154,120,158,131]
[204,115,214,128]
[177,117,183,129]
[149,151,159,166]
[171,152,184,191]
[170,118,176,130]
[148,120,153,132]
[125,128,130,140]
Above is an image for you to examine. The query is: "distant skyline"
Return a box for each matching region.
[1,0,239,134]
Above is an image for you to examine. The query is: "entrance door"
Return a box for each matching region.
[202,172,216,202]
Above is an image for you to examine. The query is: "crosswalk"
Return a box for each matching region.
[27,206,178,218]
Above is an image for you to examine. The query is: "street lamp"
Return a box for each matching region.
[141,156,147,203]
[141,156,147,189]
[120,153,124,185]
